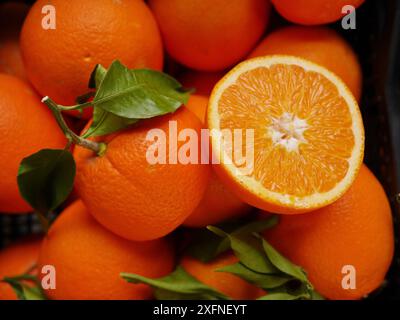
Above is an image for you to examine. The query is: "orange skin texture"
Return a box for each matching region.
[184,95,210,124]
[38,201,175,300]
[249,26,362,102]
[0,237,41,300]
[178,71,224,96]
[263,165,394,300]
[74,107,210,241]
[181,253,263,299]
[0,2,28,80]
[183,95,252,227]
[271,0,365,25]
[0,74,66,213]
[211,152,319,215]
[149,0,270,71]
[20,0,163,108]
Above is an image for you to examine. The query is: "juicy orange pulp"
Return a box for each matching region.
[208,56,364,213]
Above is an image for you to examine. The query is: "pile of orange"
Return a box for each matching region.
[0,0,396,301]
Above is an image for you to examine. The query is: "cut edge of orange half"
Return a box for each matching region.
[207,55,365,214]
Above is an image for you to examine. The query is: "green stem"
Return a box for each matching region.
[57,101,93,111]
[35,211,50,233]
[42,96,106,155]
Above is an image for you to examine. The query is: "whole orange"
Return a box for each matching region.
[249,26,362,101]
[20,0,163,108]
[0,2,29,79]
[184,95,210,124]
[0,237,41,300]
[181,253,263,299]
[263,165,394,300]
[271,0,365,25]
[184,95,252,227]
[74,107,210,241]
[178,71,224,97]
[149,0,270,71]
[38,201,175,300]
[0,74,66,213]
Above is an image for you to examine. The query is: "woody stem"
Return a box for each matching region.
[42,96,106,155]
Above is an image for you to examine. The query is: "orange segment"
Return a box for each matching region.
[208,55,364,213]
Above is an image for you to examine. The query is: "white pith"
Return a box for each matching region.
[269,112,309,152]
[208,55,365,209]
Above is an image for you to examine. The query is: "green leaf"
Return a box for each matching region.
[208,226,278,274]
[2,278,25,300]
[81,111,138,138]
[17,149,76,214]
[258,293,303,300]
[186,216,278,263]
[121,266,229,300]
[2,275,46,300]
[22,285,46,300]
[310,290,325,300]
[83,61,190,137]
[185,229,229,263]
[205,218,320,300]
[217,262,291,289]
[94,60,189,119]
[185,217,253,263]
[85,63,141,137]
[232,216,279,237]
[260,237,309,283]
[89,64,107,89]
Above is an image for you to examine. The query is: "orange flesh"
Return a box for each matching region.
[218,64,355,197]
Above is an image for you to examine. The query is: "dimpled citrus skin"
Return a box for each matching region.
[0,74,66,213]
[249,26,362,102]
[0,2,29,80]
[0,238,41,300]
[38,201,175,300]
[184,95,252,227]
[181,253,263,300]
[263,165,394,300]
[149,0,270,71]
[20,0,163,107]
[74,107,210,241]
[271,0,365,25]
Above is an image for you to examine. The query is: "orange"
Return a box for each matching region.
[249,26,362,102]
[183,173,253,227]
[271,0,365,25]
[149,0,270,71]
[74,107,210,241]
[38,201,175,300]
[184,95,210,123]
[263,165,394,300]
[183,95,252,227]
[208,56,365,214]
[181,252,263,299]
[20,0,163,109]
[0,74,67,213]
[0,237,41,300]
[178,71,224,96]
[0,2,29,79]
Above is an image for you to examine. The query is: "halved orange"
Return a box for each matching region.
[207,55,364,214]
